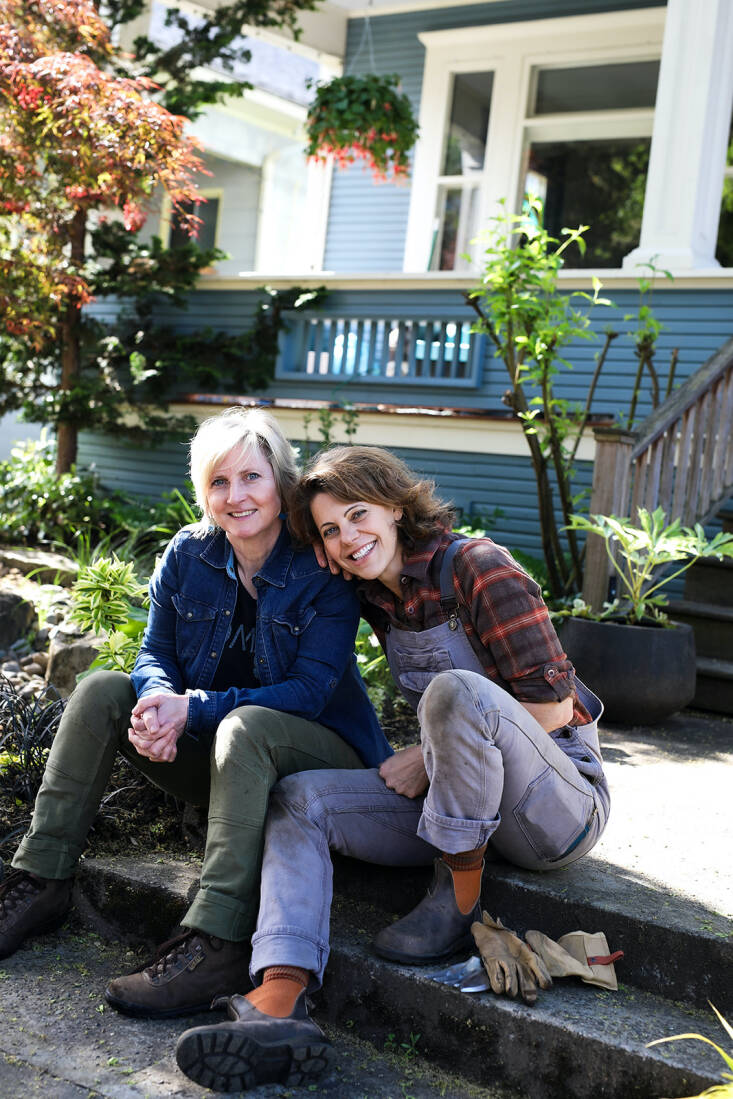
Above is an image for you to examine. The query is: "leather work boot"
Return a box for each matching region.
[0,869,73,959]
[104,928,252,1018]
[175,989,334,1092]
[373,858,482,964]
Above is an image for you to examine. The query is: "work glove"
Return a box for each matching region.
[471,912,553,1006]
[525,929,623,991]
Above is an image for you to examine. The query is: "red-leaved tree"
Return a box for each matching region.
[0,0,205,472]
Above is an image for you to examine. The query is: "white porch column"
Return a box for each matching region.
[623,0,733,271]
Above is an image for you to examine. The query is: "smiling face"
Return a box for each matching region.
[310,492,404,592]
[206,444,282,555]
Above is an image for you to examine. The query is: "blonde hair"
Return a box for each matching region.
[289,445,455,546]
[189,407,298,530]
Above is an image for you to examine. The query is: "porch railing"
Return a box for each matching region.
[583,335,733,608]
[276,313,482,388]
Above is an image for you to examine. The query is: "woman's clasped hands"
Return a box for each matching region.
[128,693,190,763]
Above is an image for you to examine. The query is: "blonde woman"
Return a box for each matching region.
[0,414,389,1018]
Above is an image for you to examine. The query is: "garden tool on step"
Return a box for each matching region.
[428,954,491,993]
[525,929,623,991]
[471,912,553,1006]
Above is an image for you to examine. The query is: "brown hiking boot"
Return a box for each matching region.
[105,928,252,1018]
[0,868,73,959]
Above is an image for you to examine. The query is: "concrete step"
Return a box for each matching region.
[683,556,733,607]
[72,858,727,1099]
[694,655,733,713]
[323,896,726,1099]
[669,598,733,660]
[75,847,733,1017]
[0,921,515,1099]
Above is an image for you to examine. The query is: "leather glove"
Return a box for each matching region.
[471,912,553,1006]
[525,929,623,991]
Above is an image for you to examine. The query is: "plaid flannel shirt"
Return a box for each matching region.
[359,530,590,726]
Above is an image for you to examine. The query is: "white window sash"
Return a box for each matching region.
[403,7,666,273]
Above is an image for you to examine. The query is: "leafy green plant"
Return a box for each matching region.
[0,435,124,547]
[565,507,733,625]
[624,259,678,429]
[69,556,149,675]
[300,401,361,461]
[466,200,675,605]
[647,1004,733,1098]
[466,197,614,601]
[305,73,418,183]
[355,619,394,710]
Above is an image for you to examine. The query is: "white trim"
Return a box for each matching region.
[415,8,665,50]
[404,7,666,272]
[170,401,599,461]
[623,0,733,271]
[199,270,733,291]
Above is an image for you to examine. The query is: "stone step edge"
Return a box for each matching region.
[75,855,732,1016]
[321,913,724,1099]
[697,655,733,680]
[669,599,733,622]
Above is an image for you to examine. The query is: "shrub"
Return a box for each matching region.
[0,435,124,547]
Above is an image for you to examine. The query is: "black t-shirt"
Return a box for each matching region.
[210,579,259,692]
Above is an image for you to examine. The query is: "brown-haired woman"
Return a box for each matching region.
[176,444,609,1093]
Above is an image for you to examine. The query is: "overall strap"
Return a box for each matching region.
[439,538,466,613]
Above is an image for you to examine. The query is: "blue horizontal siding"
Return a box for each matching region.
[136,285,733,425]
[323,0,666,271]
[76,430,590,566]
[80,278,731,560]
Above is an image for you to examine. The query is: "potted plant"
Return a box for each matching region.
[305,73,418,183]
[556,507,733,723]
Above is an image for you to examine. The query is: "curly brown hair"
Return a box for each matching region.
[289,445,455,546]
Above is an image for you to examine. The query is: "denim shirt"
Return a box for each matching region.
[130,524,392,768]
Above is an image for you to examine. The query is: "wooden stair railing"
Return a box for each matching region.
[583,335,733,609]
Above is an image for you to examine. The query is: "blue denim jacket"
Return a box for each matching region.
[131,523,391,768]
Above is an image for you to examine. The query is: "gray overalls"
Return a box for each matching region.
[249,540,610,986]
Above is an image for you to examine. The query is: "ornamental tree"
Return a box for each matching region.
[0,0,207,473]
[0,0,320,475]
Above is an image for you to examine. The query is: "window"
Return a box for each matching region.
[523,61,658,267]
[405,9,665,272]
[430,72,493,271]
[169,196,220,252]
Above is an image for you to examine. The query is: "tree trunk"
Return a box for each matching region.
[55,209,87,476]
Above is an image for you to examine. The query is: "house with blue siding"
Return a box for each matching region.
[79,0,733,570]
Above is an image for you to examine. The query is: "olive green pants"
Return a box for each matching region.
[12,670,363,941]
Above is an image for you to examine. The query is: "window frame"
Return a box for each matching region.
[404,7,666,273]
[160,188,223,255]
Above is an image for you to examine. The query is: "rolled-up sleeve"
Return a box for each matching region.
[455,542,576,703]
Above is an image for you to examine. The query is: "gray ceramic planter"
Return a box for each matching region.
[557,617,696,724]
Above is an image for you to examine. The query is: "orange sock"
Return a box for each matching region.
[442,847,486,915]
[245,966,310,1018]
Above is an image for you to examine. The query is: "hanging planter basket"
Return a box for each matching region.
[305,73,419,184]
